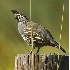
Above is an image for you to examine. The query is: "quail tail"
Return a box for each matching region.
[50,39,66,53]
[59,46,66,53]
[56,43,66,53]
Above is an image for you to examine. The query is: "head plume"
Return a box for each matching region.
[11,10,29,22]
[11,10,19,14]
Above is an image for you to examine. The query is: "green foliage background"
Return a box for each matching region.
[0,0,69,70]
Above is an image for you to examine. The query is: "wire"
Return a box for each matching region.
[30,0,32,20]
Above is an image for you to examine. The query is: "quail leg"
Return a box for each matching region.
[36,47,40,54]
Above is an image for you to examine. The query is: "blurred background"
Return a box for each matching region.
[0,0,69,70]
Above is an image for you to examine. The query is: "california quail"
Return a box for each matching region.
[11,10,66,53]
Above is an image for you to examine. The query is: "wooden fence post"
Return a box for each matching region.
[14,54,69,70]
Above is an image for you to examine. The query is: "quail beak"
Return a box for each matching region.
[14,15,18,20]
[11,10,16,14]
